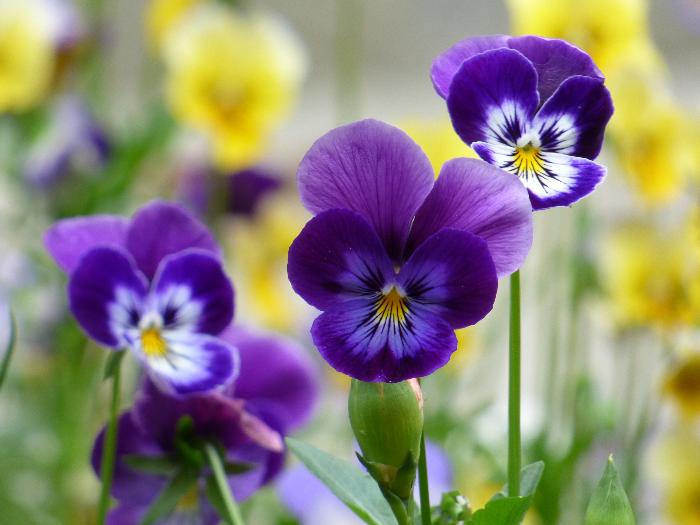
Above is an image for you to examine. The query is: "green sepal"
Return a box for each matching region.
[138,467,199,525]
[0,309,16,393]
[173,416,206,469]
[223,461,254,475]
[103,350,126,381]
[584,455,636,525]
[357,451,417,501]
[123,454,179,475]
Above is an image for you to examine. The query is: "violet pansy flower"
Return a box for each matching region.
[92,326,319,525]
[432,35,614,209]
[44,200,237,394]
[287,119,533,382]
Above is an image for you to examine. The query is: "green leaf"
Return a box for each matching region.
[103,350,126,380]
[139,468,199,525]
[0,310,16,393]
[286,437,398,525]
[584,455,636,525]
[123,454,179,475]
[501,461,545,498]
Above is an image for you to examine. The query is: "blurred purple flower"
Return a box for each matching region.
[287,119,532,382]
[92,326,319,525]
[44,200,237,394]
[432,35,614,209]
[25,97,110,188]
[278,439,453,524]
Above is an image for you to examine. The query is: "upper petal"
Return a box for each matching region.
[287,209,395,311]
[68,247,147,347]
[506,36,604,103]
[223,326,319,433]
[44,215,128,274]
[297,119,434,260]
[398,228,498,329]
[152,249,235,336]
[126,200,220,280]
[532,75,614,159]
[446,49,539,146]
[407,158,533,278]
[430,35,509,98]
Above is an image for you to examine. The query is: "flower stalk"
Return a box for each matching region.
[96,355,122,525]
[418,432,431,525]
[508,270,522,497]
[204,442,245,525]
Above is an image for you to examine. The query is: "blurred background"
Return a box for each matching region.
[0,0,699,523]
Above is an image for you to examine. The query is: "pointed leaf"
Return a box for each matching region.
[584,456,636,525]
[103,350,126,380]
[0,310,16,392]
[139,468,199,525]
[500,461,545,498]
[286,437,398,525]
[468,496,532,525]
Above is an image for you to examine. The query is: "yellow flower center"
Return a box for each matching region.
[513,143,545,178]
[375,286,409,325]
[141,327,168,358]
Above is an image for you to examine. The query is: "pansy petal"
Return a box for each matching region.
[407,158,533,277]
[507,36,604,102]
[430,35,509,98]
[227,442,285,501]
[135,332,239,395]
[223,326,319,433]
[287,209,395,311]
[44,215,128,274]
[297,119,434,260]
[68,247,147,347]
[532,75,614,159]
[126,200,220,280]
[312,299,457,382]
[92,412,166,506]
[447,49,539,146]
[399,229,498,328]
[152,249,235,335]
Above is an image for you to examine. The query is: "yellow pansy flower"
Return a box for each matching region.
[145,0,203,49]
[163,4,306,169]
[663,352,700,419]
[401,118,476,176]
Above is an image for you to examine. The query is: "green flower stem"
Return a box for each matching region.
[335,0,364,122]
[204,442,245,525]
[508,270,522,497]
[96,358,122,525]
[418,432,431,525]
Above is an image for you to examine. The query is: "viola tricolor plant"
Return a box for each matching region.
[432,35,614,209]
[44,200,238,394]
[287,119,533,382]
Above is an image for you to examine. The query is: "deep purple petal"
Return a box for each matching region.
[407,158,533,278]
[297,119,434,260]
[506,36,604,103]
[134,333,239,396]
[126,200,220,280]
[152,249,235,335]
[44,215,128,274]
[226,441,285,501]
[528,152,607,209]
[227,168,282,216]
[91,412,166,506]
[223,326,319,433]
[399,229,498,328]
[106,506,143,525]
[446,49,539,146]
[68,247,147,347]
[311,298,457,382]
[532,76,614,160]
[287,209,395,311]
[430,35,509,98]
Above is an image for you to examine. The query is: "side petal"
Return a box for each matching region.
[532,75,614,159]
[446,48,539,146]
[507,36,604,102]
[126,200,220,280]
[136,333,239,396]
[311,299,457,383]
[152,249,235,336]
[44,215,128,274]
[287,209,395,311]
[68,247,147,347]
[297,119,434,260]
[399,229,498,328]
[407,158,533,278]
[222,326,320,433]
[430,35,509,98]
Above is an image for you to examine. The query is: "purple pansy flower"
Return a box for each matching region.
[92,326,319,525]
[44,200,237,394]
[287,119,533,382]
[432,35,614,209]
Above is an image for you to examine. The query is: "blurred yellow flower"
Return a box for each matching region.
[602,223,700,331]
[146,0,203,49]
[401,118,476,175]
[663,352,700,419]
[0,0,57,112]
[651,428,700,525]
[162,4,306,169]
